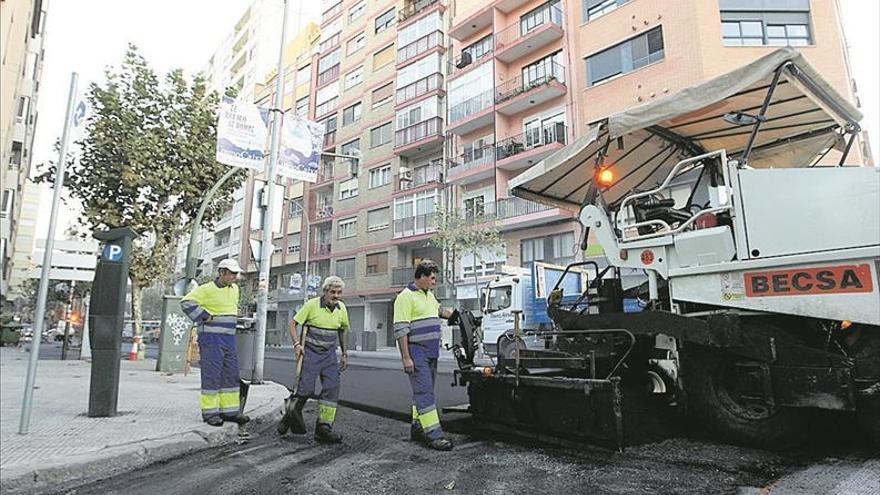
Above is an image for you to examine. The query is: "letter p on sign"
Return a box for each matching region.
[102,244,124,262]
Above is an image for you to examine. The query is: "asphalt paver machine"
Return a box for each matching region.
[451,48,880,449]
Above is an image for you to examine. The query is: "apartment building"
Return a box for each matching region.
[1,0,49,300]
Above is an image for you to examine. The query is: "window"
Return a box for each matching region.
[342,102,362,125]
[462,134,493,164]
[347,32,366,54]
[461,34,493,64]
[583,0,630,22]
[338,217,357,238]
[287,233,301,254]
[340,138,360,157]
[398,11,441,47]
[366,252,389,275]
[521,232,575,266]
[339,177,359,200]
[349,0,365,22]
[370,122,393,147]
[15,97,29,122]
[295,96,309,117]
[522,51,564,86]
[337,258,356,279]
[372,82,395,108]
[322,115,338,134]
[720,0,812,47]
[318,48,341,74]
[463,196,485,219]
[289,198,304,217]
[344,66,364,89]
[367,207,390,231]
[585,26,664,86]
[395,96,441,129]
[375,8,396,33]
[398,53,443,88]
[296,64,312,87]
[520,0,562,36]
[372,44,396,70]
[369,165,391,188]
[1,189,13,218]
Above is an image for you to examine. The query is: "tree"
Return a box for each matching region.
[37,45,245,358]
[429,208,506,305]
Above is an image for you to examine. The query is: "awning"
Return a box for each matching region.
[510,48,863,209]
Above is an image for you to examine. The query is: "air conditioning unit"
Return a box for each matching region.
[455,51,472,69]
[400,167,413,181]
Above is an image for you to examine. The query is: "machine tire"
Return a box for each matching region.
[498,335,525,361]
[685,347,807,449]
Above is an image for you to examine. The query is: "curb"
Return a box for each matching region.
[0,386,283,495]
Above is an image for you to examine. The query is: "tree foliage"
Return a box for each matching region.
[429,208,505,286]
[37,44,245,345]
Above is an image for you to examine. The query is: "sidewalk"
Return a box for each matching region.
[0,347,286,494]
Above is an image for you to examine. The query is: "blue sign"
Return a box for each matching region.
[102,243,124,262]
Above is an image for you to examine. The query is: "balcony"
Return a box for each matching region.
[319,32,341,54]
[396,73,444,106]
[494,196,553,220]
[399,0,444,25]
[495,63,566,115]
[449,3,492,41]
[312,243,332,257]
[317,64,340,87]
[321,1,342,23]
[447,89,494,135]
[395,162,443,192]
[495,122,567,171]
[315,98,338,119]
[393,213,438,238]
[394,117,444,157]
[494,4,563,63]
[447,149,495,184]
[397,30,445,67]
[310,203,334,222]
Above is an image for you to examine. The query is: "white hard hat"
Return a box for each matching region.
[217,258,243,273]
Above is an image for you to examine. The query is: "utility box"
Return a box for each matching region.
[88,226,137,417]
[155,295,193,373]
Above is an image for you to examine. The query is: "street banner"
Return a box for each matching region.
[278,114,324,182]
[306,274,321,297]
[216,96,269,171]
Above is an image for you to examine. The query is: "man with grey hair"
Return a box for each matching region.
[278,275,350,443]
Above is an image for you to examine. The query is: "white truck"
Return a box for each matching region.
[452,48,880,448]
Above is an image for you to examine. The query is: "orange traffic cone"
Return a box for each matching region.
[128,336,140,361]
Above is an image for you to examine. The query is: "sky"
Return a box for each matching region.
[30,0,880,241]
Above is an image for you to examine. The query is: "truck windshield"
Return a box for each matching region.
[485,286,512,313]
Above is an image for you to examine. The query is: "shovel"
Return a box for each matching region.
[278,326,308,435]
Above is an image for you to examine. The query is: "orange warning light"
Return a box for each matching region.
[597,168,615,187]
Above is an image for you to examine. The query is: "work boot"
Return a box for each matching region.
[205,416,224,427]
[410,424,427,444]
[222,412,250,425]
[427,436,453,451]
[315,423,342,444]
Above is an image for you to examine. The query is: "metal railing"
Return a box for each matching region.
[495,2,563,52]
[495,196,553,219]
[449,89,493,123]
[399,0,439,23]
[317,64,340,86]
[396,73,443,105]
[495,61,565,103]
[397,30,444,65]
[311,203,334,220]
[317,166,334,183]
[393,213,437,237]
[449,146,494,172]
[394,116,443,147]
[395,162,443,191]
[313,243,332,256]
[495,122,567,161]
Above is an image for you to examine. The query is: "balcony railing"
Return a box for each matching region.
[495,122,567,161]
[393,213,437,238]
[495,196,553,219]
[311,203,334,220]
[397,30,443,65]
[495,3,563,52]
[319,32,341,53]
[394,116,443,148]
[396,73,443,105]
[495,61,565,103]
[317,64,340,86]
[449,146,494,172]
[399,0,440,23]
[322,1,342,22]
[395,162,443,191]
[449,89,493,123]
[317,166,334,182]
[323,130,337,148]
[313,243,332,256]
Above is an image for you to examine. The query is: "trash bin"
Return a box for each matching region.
[361,330,377,351]
[0,323,22,346]
[236,317,256,381]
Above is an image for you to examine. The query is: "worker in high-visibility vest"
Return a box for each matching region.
[181,259,249,427]
[279,276,349,443]
[394,260,458,451]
